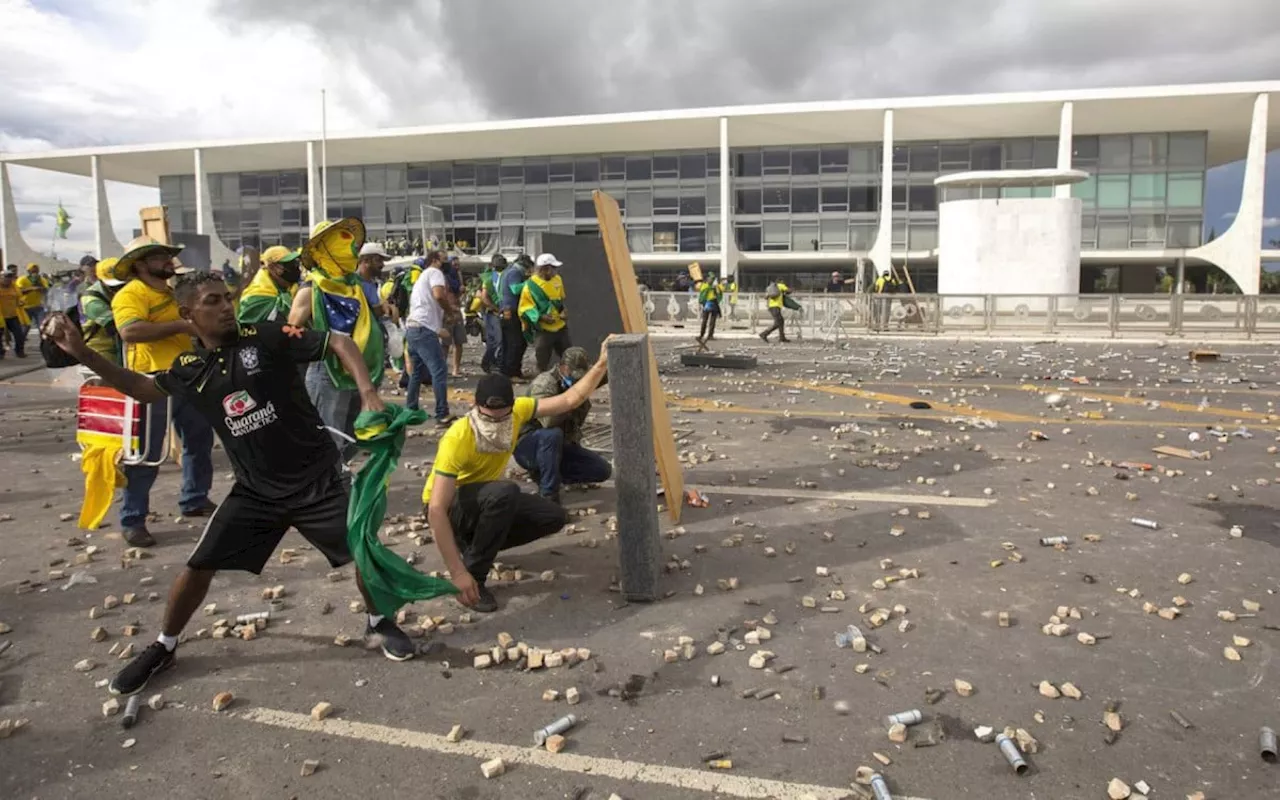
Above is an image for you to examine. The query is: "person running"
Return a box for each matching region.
[16,263,51,335]
[425,356,609,613]
[42,273,422,695]
[519,253,571,373]
[514,347,612,504]
[111,236,216,546]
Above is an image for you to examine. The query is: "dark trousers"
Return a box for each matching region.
[0,316,24,357]
[500,313,527,378]
[699,309,719,340]
[449,481,567,581]
[120,395,214,528]
[513,427,613,497]
[761,306,786,341]
[534,327,572,373]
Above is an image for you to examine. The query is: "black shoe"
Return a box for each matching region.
[122,525,156,548]
[758,332,769,342]
[778,338,791,343]
[182,499,218,518]
[365,618,415,662]
[541,492,562,506]
[110,641,175,695]
[473,583,498,614]
[436,415,458,429]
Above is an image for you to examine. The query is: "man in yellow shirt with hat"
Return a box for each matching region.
[16,262,52,335]
[110,236,216,547]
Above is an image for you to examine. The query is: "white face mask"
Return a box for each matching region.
[467,407,514,454]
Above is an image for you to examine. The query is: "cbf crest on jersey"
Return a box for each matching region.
[239,346,260,371]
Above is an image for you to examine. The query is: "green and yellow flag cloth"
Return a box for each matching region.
[348,403,458,617]
[237,251,297,323]
[517,273,566,342]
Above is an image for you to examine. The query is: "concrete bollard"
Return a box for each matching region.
[607,334,663,602]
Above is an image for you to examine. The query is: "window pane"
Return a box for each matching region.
[679,153,706,179]
[1073,136,1099,163]
[1167,218,1202,247]
[1131,134,1167,167]
[364,166,386,193]
[892,145,908,170]
[706,180,721,212]
[820,147,849,173]
[1099,136,1130,169]
[791,187,819,213]
[909,223,938,250]
[500,164,524,184]
[1168,133,1206,167]
[500,190,523,213]
[1002,186,1031,199]
[940,143,969,169]
[525,192,549,218]
[627,225,652,252]
[735,151,761,177]
[1032,138,1058,168]
[850,185,878,212]
[626,189,652,216]
[791,149,820,175]
[820,218,848,247]
[387,199,407,225]
[1130,214,1166,245]
[792,222,818,251]
[1097,175,1130,209]
[735,225,762,251]
[678,225,706,252]
[654,222,677,251]
[386,166,405,192]
[574,159,599,183]
[891,184,906,209]
[762,186,789,212]
[408,166,431,188]
[240,173,260,197]
[625,157,651,181]
[652,156,678,177]
[602,157,626,179]
[908,144,938,172]
[679,194,706,215]
[850,146,877,173]
[850,221,876,249]
[1130,173,1166,207]
[549,161,574,183]
[524,163,548,184]
[549,188,573,215]
[653,194,679,215]
[908,185,937,211]
[763,220,789,248]
[477,163,500,186]
[1072,175,1097,206]
[970,142,1001,170]
[257,173,277,197]
[735,188,761,214]
[1098,218,1129,248]
[260,203,281,228]
[762,149,790,175]
[1004,139,1033,168]
[574,198,595,218]
[1080,214,1096,247]
[820,186,848,211]
[429,165,451,188]
[1167,173,1203,208]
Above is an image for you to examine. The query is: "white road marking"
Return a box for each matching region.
[688,483,995,509]
[228,706,932,800]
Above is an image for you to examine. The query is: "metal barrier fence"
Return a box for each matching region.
[638,291,1280,339]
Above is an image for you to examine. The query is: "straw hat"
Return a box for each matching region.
[301,218,365,269]
[116,235,184,274]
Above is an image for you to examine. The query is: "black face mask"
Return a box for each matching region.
[279,263,302,284]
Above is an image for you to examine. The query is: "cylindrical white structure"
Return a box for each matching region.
[937,196,1082,295]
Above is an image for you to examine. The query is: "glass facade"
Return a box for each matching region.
[158,132,1207,255]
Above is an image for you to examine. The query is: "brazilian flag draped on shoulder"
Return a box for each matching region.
[303,219,384,389]
[349,403,458,616]
[517,277,563,343]
[238,265,292,323]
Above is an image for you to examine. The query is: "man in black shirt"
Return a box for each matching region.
[42,273,427,696]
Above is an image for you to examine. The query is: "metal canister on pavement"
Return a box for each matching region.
[1261,727,1277,763]
[995,733,1029,775]
[869,772,893,800]
[1129,518,1160,530]
[533,714,578,746]
[884,709,923,727]
[1039,536,1069,546]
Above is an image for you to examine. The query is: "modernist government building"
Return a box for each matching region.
[1,81,1276,294]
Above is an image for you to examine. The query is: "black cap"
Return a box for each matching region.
[475,373,515,410]
[79,255,99,268]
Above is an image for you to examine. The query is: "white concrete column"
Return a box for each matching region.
[868,109,894,277]
[1055,102,1074,199]
[1192,92,1269,295]
[91,155,126,257]
[306,141,320,229]
[193,148,238,269]
[718,117,735,282]
[0,163,59,269]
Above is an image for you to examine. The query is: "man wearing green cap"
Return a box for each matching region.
[514,347,612,505]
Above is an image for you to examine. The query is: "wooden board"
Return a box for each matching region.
[687,262,703,282]
[594,190,685,523]
[139,206,171,245]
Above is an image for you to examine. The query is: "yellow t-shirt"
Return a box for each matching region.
[423,397,539,504]
[16,275,50,309]
[0,284,20,318]
[529,274,566,332]
[111,280,191,373]
[767,281,790,309]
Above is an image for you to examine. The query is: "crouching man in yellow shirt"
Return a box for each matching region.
[424,346,609,612]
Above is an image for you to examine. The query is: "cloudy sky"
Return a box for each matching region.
[1,0,1278,261]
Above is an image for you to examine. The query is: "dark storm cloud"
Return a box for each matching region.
[211,0,1280,123]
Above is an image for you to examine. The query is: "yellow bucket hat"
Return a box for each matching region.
[95,257,129,287]
[301,218,365,269]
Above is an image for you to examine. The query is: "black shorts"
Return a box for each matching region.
[187,466,352,573]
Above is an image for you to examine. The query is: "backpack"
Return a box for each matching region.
[765,282,781,299]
